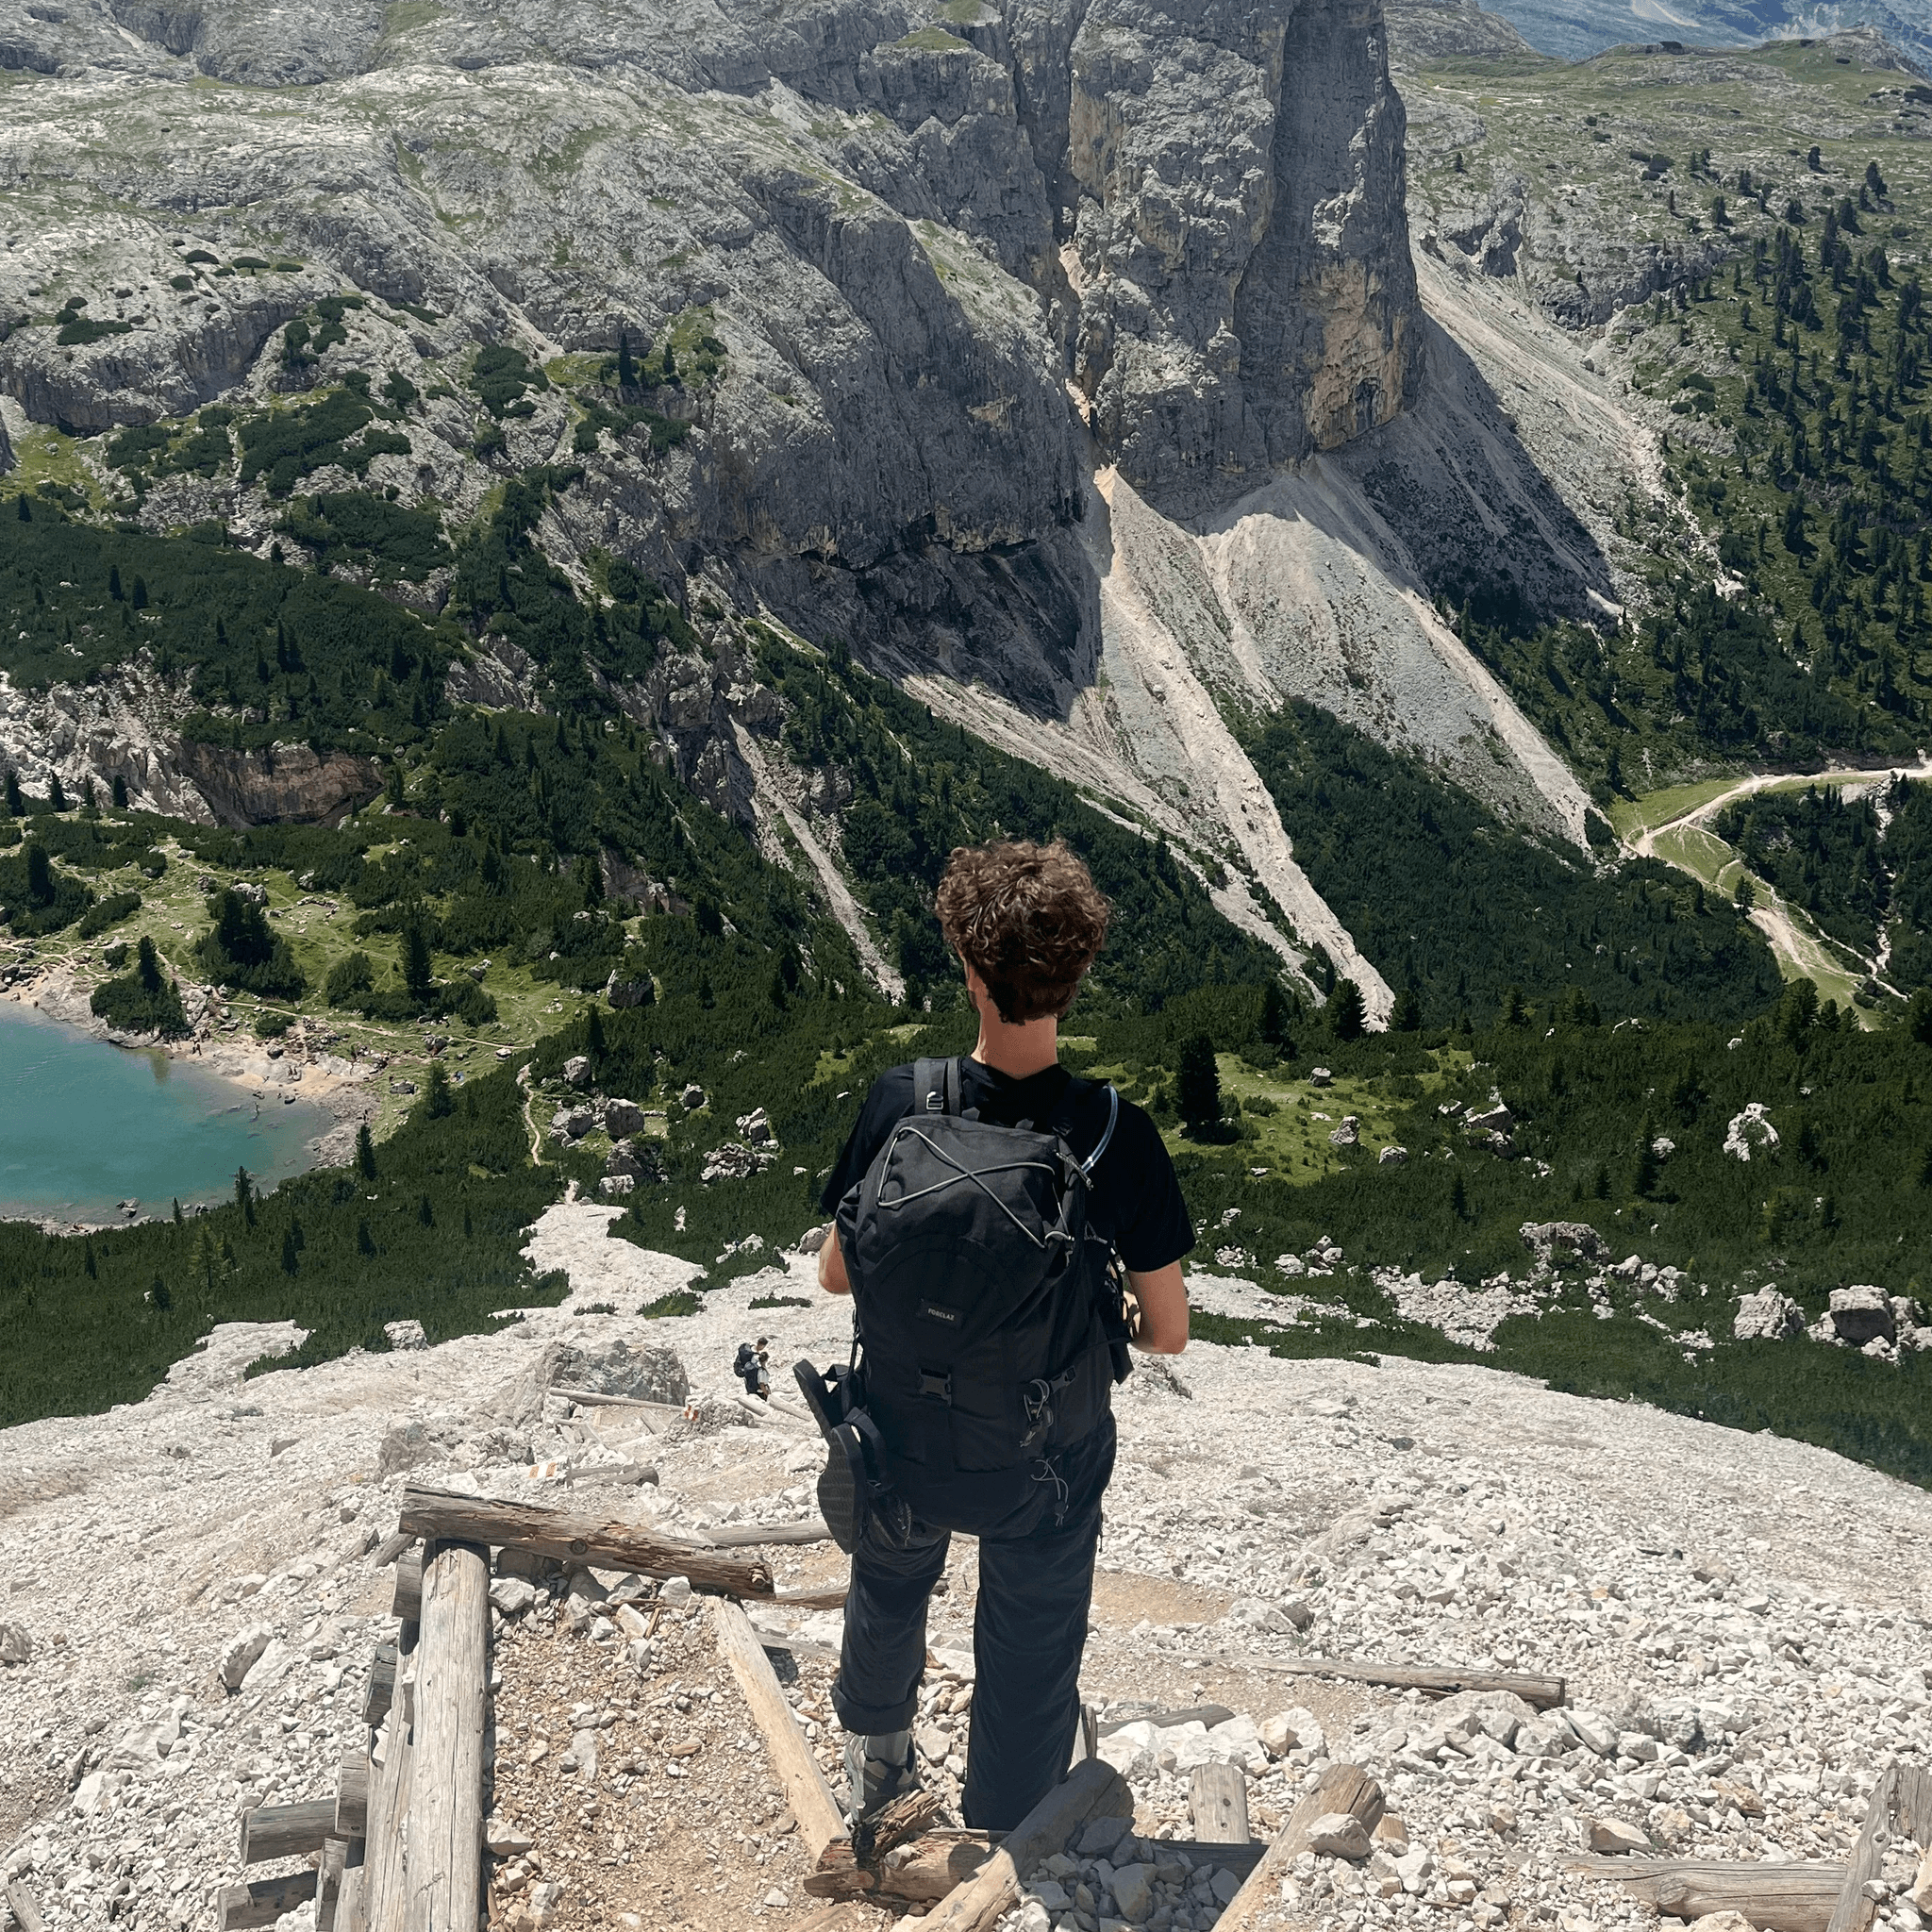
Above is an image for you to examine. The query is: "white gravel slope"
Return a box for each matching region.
[0,1203,1927,1932]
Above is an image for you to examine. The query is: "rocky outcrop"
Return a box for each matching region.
[166,739,382,826]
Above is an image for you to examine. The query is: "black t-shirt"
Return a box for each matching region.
[821,1058,1194,1274]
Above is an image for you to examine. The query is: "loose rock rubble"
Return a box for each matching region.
[0,1200,1928,1932]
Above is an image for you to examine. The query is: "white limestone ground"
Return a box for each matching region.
[1,1201,1930,1932]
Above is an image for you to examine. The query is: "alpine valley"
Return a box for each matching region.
[0,0,1927,1491]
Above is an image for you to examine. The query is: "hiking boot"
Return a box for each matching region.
[841,1728,917,1833]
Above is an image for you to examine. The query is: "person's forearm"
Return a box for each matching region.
[818,1228,852,1295]
[1125,1262,1189,1354]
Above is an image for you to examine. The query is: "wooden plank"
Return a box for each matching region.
[710,1598,848,1858]
[1214,1762,1385,1932]
[401,1540,490,1932]
[361,1642,396,1727]
[706,1520,833,1548]
[917,1757,1131,1932]
[4,1881,44,1932]
[315,1839,348,1932]
[372,1530,414,1568]
[336,1853,366,1932]
[391,1543,423,1622]
[396,1485,775,1598]
[1208,1651,1565,1710]
[1566,1857,1847,1932]
[335,1746,370,1839]
[810,1831,999,1905]
[239,1797,336,1865]
[217,1870,318,1932]
[363,1629,417,1932]
[1827,1766,1903,1932]
[769,1584,851,1610]
[1190,1763,1250,1845]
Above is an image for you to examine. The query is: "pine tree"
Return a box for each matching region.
[425,1060,454,1119]
[1450,1173,1469,1220]
[1325,978,1366,1041]
[1391,983,1424,1032]
[235,1167,255,1228]
[403,918,433,1001]
[280,1226,299,1274]
[357,1123,378,1180]
[48,774,67,812]
[1176,1032,1223,1135]
[618,331,636,388]
[1259,980,1291,1045]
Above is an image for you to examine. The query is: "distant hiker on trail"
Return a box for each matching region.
[806,838,1192,1839]
[755,1337,772,1399]
[734,1339,765,1398]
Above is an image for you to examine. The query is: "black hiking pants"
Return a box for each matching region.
[831,1413,1116,1832]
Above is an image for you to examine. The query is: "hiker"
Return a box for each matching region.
[812,838,1191,1836]
[734,1338,765,1398]
[755,1336,772,1400]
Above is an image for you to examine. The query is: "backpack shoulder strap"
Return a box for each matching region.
[1047,1074,1120,1176]
[911,1058,952,1118]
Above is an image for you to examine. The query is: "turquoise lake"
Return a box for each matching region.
[0,999,334,1224]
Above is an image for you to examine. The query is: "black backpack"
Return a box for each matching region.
[802,1058,1130,1542]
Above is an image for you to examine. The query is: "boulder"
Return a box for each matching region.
[560,1107,594,1139]
[384,1319,427,1352]
[1732,1289,1805,1341]
[377,1420,444,1477]
[680,1084,707,1110]
[1307,1813,1373,1859]
[605,1099,647,1137]
[597,1174,636,1198]
[736,1107,774,1146]
[605,974,654,1009]
[219,1624,273,1690]
[563,1055,591,1087]
[605,1141,641,1178]
[701,1141,764,1183]
[1329,1117,1359,1148]
[1723,1102,1778,1160]
[1466,1100,1513,1134]
[1308,1066,1332,1086]
[795,1224,832,1257]
[0,1620,32,1666]
[1519,1222,1607,1268]
[1378,1144,1407,1165]
[1828,1285,1895,1345]
[541,1339,689,1407]
[1565,1709,1617,1756]
[1259,1706,1326,1757]
[1589,1817,1649,1855]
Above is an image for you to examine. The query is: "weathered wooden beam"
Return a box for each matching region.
[217,1870,318,1932]
[1214,1762,1385,1932]
[396,1485,775,1597]
[391,1543,423,1622]
[770,1584,851,1610]
[810,1830,998,1905]
[704,1520,833,1548]
[1190,1763,1250,1846]
[1212,1651,1565,1710]
[4,1880,45,1932]
[361,1642,396,1727]
[401,1541,489,1932]
[371,1530,414,1569]
[315,1839,348,1932]
[362,1635,417,1932]
[335,1746,370,1840]
[336,1851,366,1932]
[710,1598,848,1858]
[1564,1856,1847,1932]
[917,1757,1131,1932]
[1099,1704,1233,1739]
[1828,1766,1903,1932]
[239,1797,336,1866]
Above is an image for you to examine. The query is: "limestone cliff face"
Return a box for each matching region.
[1052,0,1421,504]
[0,0,1420,558]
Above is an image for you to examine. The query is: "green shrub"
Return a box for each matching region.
[254,1010,293,1039]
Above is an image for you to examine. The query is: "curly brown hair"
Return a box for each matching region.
[934,840,1110,1024]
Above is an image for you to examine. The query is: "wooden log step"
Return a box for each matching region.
[396,1485,775,1598]
[1190,1762,1250,1846]
[239,1797,337,1866]
[335,1746,369,1839]
[315,1839,347,1932]
[361,1642,396,1727]
[4,1880,45,1932]
[1215,1762,1384,1932]
[402,1540,489,1930]
[1098,1704,1234,1738]
[710,1598,848,1860]
[915,1757,1131,1931]
[1565,1856,1847,1932]
[1212,1652,1566,1710]
[391,1542,424,1622]
[702,1520,833,1548]
[217,1870,318,1931]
